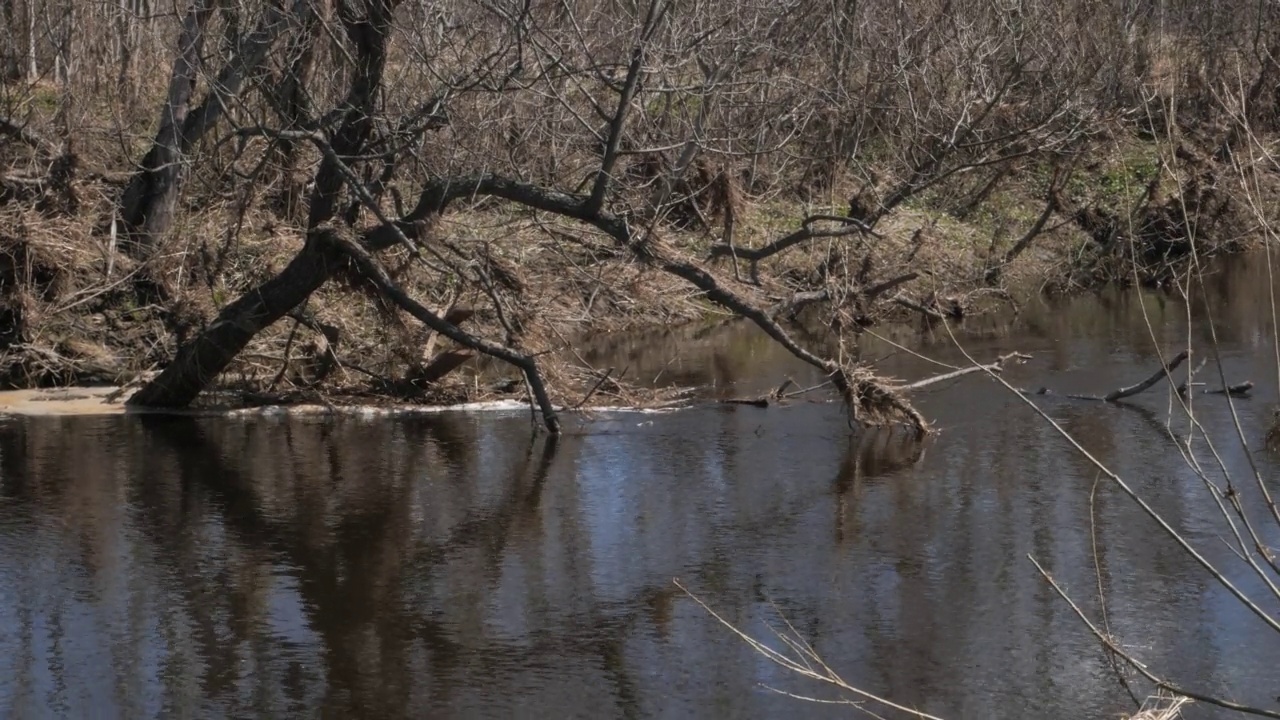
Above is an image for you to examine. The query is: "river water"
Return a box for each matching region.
[3,257,1280,719]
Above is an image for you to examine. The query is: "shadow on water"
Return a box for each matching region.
[4,253,1280,718]
[134,414,571,719]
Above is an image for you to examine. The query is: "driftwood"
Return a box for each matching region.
[1024,349,1251,402]
[1103,349,1188,401]
[1207,381,1254,397]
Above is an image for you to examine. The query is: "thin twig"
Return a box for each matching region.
[1029,555,1280,718]
[675,579,945,720]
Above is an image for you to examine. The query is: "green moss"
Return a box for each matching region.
[30,86,59,115]
[1065,142,1162,211]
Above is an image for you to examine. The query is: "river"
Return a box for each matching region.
[2,256,1280,719]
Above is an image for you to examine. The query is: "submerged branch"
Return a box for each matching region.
[1207,381,1254,396]
[1023,350,1188,402]
[1020,350,1251,403]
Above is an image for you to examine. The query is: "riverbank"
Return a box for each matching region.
[0,126,1273,414]
[5,0,1280,427]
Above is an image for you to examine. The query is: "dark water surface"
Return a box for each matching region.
[4,258,1280,719]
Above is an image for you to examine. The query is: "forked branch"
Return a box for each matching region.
[407,172,928,433]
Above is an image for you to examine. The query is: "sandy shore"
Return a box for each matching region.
[0,387,684,419]
[0,387,131,416]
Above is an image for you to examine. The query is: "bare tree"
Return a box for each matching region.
[0,0,1275,429]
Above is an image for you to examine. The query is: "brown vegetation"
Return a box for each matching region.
[0,0,1278,430]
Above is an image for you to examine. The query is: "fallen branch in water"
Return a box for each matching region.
[894,352,1031,392]
[720,354,1029,409]
[1175,358,1207,396]
[1206,381,1254,397]
[1024,349,1183,401]
[719,378,797,408]
[1021,349,1251,402]
[1103,350,1189,401]
[780,379,833,399]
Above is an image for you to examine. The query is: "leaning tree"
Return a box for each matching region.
[120,0,1117,433]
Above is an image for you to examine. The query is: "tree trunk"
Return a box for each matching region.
[129,0,396,407]
[270,0,321,220]
[306,0,393,227]
[126,232,343,407]
[119,0,306,255]
[0,0,20,82]
[118,0,215,255]
[26,0,36,82]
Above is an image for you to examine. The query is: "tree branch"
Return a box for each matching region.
[585,0,666,215]
[398,173,927,432]
[1020,350,1191,402]
[1030,554,1280,718]
[895,352,1030,391]
[707,214,874,264]
[323,229,561,434]
[1103,350,1191,401]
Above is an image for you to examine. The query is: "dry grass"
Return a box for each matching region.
[0,0,1273,409]
[0,134,1260,409]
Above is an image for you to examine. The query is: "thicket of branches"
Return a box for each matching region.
[0,0,1278,428]
[679,80,1280,718]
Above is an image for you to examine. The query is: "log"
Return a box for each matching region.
[1102,350,1189,401]
[1208,381,1253,397]
[1017,350,1245,404]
